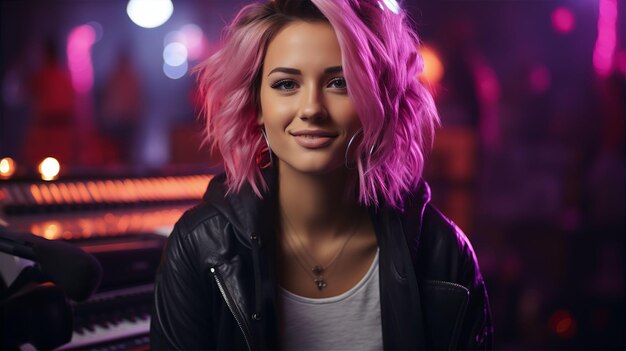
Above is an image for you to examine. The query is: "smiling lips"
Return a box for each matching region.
[290,129,338,149]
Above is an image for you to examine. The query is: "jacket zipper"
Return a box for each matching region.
[425,279,470,293]
[210,267,253,351]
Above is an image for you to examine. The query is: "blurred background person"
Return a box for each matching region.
[99,50,143,164]
[23,38,76,166]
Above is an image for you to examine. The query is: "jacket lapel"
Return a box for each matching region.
[238,168,281,350]
[372,205,426,350]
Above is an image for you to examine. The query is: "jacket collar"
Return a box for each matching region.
[203,166,279,248]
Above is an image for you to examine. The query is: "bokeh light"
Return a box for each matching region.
[39,157,61,181]
[126,0,173,29]
[165,25,207,62]
[418,45,444,85]
[180,24,206,60]
[593,0,617,77]
[0,157,16,179]
[163,42,188,67]
[42,221,62,240]
[67,24,97,93]
[549,310,578,339]
[475,65,500,104]
[551,7,575,33]
[163,61,188,80]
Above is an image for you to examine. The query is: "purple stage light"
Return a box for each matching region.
[551,7,575,34]
[67,24,97,93]
[593,0,618,77]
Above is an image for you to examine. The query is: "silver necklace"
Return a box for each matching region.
[280,210,358,290]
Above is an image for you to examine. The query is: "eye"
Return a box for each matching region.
[271,79,298,91]
[328,77,347,90]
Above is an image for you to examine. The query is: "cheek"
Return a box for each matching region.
[330,98,361,129]
[259,89,293,126]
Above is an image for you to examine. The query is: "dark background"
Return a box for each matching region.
[1,0,624,349]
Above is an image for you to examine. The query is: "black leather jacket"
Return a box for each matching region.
[151,169,493,350]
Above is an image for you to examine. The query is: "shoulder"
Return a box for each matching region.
[152,203,226,349]
[416,204,484,288]
[174,202,223,239]
[165,201,238,267]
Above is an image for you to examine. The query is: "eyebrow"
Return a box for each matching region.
[267,66,343,76]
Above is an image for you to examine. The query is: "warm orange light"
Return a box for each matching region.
[87,181,102,202]
[162,178,174,200]
[30,184,44,205]
[180,177,191,197]
[419,45,444,85]
[38,157,60,181]
[132,179,146,200]
[58,183,73,203]
[0,157,16,179]
[39,184,53,204]
[118,214,131,232]
[64,183,82,203]
[42,221,62,240]
[62,230,74,240]
[48,183,63,204]
[153,178,164,200]
[114,180,128,202]
[103,180,115,202]
[20,174,211,208]
[94,217,107,235]
[28,206,186,239]
[123,179,138,201]
[144,179,157,200]
[76,182,92,203]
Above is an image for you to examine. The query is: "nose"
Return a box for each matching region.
[299,85,327,122]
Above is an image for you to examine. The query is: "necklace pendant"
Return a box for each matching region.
[314,277,327,290]
[312,265,325,276]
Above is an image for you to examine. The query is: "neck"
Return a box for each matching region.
[277,162,363,241]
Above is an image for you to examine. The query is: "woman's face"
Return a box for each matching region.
[258,20,361,175]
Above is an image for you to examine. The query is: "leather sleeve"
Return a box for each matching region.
[150,221,216,350]
[418,205,494,349]
[457,257,494,350]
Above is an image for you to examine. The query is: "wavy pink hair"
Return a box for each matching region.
[197,0,439,209]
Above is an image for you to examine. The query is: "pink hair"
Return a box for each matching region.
[197,0,439,209]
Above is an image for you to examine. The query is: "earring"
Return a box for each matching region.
[345,129,376,170]
[256,128,273,169]
[345,129,363,170]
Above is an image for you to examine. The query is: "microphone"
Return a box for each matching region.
[0,227,102,302]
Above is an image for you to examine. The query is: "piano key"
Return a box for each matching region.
[57,317,150,351]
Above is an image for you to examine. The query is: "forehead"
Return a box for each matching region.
[263,21,342,71]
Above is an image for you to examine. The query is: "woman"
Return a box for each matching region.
[151,0,493,350]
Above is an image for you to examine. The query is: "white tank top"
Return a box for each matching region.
[278,249,382,350]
